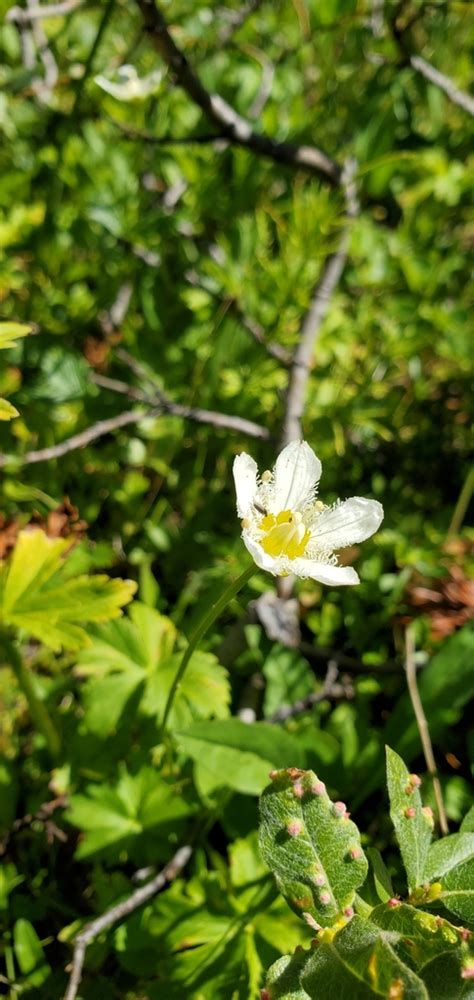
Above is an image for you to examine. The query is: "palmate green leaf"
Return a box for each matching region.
[259,768,367,928]
[66,765,195,862]
[176,720,305,797]
[0,529,136,651]
[77,602,230,734]
[0,321,31,349]
[385,747,432,892]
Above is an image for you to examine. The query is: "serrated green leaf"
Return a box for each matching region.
[176,720,304,797]
[0,321,31,349]
[385,747,432,892]
[77,602,230,732]
[67,766,195,862]
[259,769,367,927]
[0,529,136,650]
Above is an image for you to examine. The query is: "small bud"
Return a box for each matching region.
[311,780,326,795]
[261,470,272,483]
[422,806,434,825]
[261,990,271,1000]
[334,801,347,816]
[313,874,326,887]
[269,770,279,780]
[348,845,362,860]
[302,912,321,931]
[404,807,416,818]
[388,898,400,908]
[409,773,421,787]
[319,891,331,905]
[287,819,303,837]
[293,782,304,798]
[343,906,354,918]
[459,928,471,941]
[461,966,474,980]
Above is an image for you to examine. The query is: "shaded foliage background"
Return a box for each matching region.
[0,0,473,996]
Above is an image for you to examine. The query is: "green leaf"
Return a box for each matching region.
[425,833,474,881]
[301,918,429,998]
[370,901,463,966]
[437,856,474,925]
[67,766,195,862]
[0,397,19,420]
[259,768,367,927]
[77,602,230,733]
[421,951,474,999]
[0,529,136,650]
[176,720,304,796]
[366,847,393,903]
[264,950,312,999]
[385,747,432,892]
[0,321,31,349]
[461,808,474,833]
[13,918,50,985]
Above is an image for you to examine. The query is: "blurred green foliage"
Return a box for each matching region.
[0,0,473,995]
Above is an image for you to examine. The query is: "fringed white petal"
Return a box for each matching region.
[290,559,360,586]
[241,533,281,575]
[233,453,259,518]
[268,441,322,514]
[310,497,383,550]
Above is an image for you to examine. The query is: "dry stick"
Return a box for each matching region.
[404,624,449,835]
[281,157,359,447]
[135,0,340,186]
[63,844,192,1000]
[90,371,270,440]
[0,408,152,468]
[7,0,84,22]
[410,55,474,117]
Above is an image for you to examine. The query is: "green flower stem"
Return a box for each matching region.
[1,636,61,760]
[161,562,256,734]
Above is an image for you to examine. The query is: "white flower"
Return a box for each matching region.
[233,440,383,585]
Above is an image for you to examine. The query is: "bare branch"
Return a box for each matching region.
[280,157,359,447]
[404,624,449,835]
[231,301,292,366]
[63,844,192,1000]
[110,118,226,145]
[217,0,263,46]
[0,408,152,468]
[7,0,83,24]
[410,54,474,117]
[91,370,271,440]
[135,0,341,186]
[268,661,353,723]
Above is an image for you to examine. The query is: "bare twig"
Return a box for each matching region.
[63,844,192,1000]
[110,118,226,146]
[281,157,359,446]
[7,0,84,23]
[217,0,263,46]
[268,661,353,723]
[404,624,449,835]
[98,280,133,337]
[0,408,152,468]
[409,54,474,117]
[135,0,340,185]
[232,301,292,366]
[91,371,271,440]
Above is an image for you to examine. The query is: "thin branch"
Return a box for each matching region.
[281,157,359,446]
[0,408,152,468]
[409,54,474,117]
[404,624,449,835]
[63,844,192,1000]
[7,0,84,23]
[232,301,292,366]
[135,0,341,186]
[217,0,263,46]
[110,118,226,146]
[91,371,270,439]
[268,661,353,723]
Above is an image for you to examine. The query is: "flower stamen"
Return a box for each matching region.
[259,509,310,560]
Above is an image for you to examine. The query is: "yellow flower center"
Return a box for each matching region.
[259,509,310,560]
